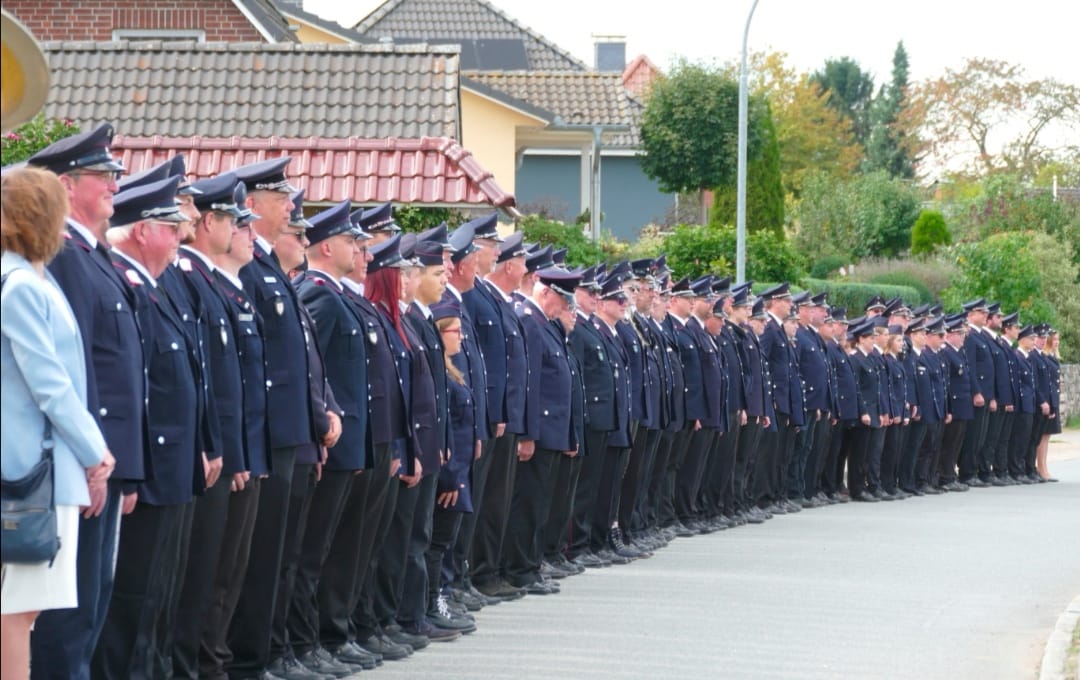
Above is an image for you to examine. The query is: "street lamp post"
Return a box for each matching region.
[736,0,760,285]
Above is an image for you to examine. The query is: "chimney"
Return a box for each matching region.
[594,35,626,72]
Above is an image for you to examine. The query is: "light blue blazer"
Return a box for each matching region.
[2,252,106,506]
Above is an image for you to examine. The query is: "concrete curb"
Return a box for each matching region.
[1040,595,1080,680]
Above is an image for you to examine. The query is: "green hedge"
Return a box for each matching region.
[866,272,934,304]
[800,278,922,315]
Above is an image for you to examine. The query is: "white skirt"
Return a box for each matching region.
[1,505,80,615]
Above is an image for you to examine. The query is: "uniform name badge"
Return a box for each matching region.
[274,298,285,316]
[239,313,254,322]
[368,329,378,345]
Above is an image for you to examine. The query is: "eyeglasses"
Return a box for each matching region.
[71,169,120,183]
[440,327,462,335]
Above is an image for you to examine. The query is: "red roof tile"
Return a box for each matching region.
[112,135,518,215]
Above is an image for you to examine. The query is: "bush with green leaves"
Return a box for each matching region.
[910,209,951,255]
[519,215,606,268]
[942,231,1079,361]
[847,255,956,300]
[800,278,922,316]
[1,115,81,165]
[865,272,933,304]
[392,206,465,233]
[660,223,805,282]
[808,254,849,280]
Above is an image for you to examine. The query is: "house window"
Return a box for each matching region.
[112,29,205,42]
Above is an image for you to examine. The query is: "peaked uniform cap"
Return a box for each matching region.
[27,122,125,175]
[232,157,297,194]
[110,175,184,227]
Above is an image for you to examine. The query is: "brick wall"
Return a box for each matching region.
[5,0,268,42]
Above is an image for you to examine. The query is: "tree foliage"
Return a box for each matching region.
[910,209,951,255]
[519,215,605,267]
[863,42,916,179]
[810,57,875,149]
[392,206,465,233]
[794,170,922,262]
[733,51,861,197]
[661,223,804,283]
[1,115,80,165]
[639,60,763,195]
[909,58,1080,180]
[708,100,785,237]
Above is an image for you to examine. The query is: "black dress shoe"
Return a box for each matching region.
[328,641,380,669]
[516,579,559,595]
[990,476,1007,487]
[571,551,608,569]
[475,578,526,601]
[919,484,943,495]
[296,648,354,679]
[766,503,786,515]
[267,655,328,680]
[401,618,461,642]
[384,624,429,652]
[357,631,412,660]
[872,488,888,500]
[428,598,478,634]
[853,492,880,502]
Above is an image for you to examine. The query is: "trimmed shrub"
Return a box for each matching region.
[910,209,951,255]
[847,256,956,299]
[809,254,849,280]
[519,215,606,268]
[867,272,933,304]
[800,278,922,315]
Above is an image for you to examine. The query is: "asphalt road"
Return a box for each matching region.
[373,433,1080,680]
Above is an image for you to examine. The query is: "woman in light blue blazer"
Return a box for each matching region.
[1,167,114,678]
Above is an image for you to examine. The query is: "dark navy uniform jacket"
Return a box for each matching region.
[994,334,1022,409]
[985,329,1013,407]
[651,315,683,432]
[215,271,271,477]
[741,323,772,424]
[1031,349,1051,411]
[849,348,882,428]
[445,286,490,442]
[239,242,315,451]
[942,342,975,421]
[569,311,617,434]
[760,315,793,417]
[615,318,648,427]
[517,299,577,452]
[884,354,908,420]
[565,326,588,454]
[785,335,805,428]
[407,304,450,469]
[718,321,746,416]
[687,315,726,431]
[963,326,996,400]
[443,374,476,511]
[666,314,705,426]
[1046,353,1061,417]
[296,270,369,471]
[1015,349,1036,414]
[463,278,505,429]
[593,315,632,448]
[795,325,831,414]
[115,256,202,505]
[870,348,892,420]
[342,282,408,453]
[48,224,147,484]
[913,348,946,424]
[295,302,341,466]
[395,306,439,476]
[632,312,663,431]
[827,340,859,422]
[479,279,528,435]
[175,249,246,474]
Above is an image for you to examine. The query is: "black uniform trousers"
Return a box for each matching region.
[428,506,464,612]
[173,476,233,678]
[267,463,317,665]
[287,469,354,655]
[991,410,1014,478]
[788,415,816,500]
[446,437,495,588]
[228,447,299,676]
[92,500,194,680]
[754,417,793,508]
[734,421,763,511]
[319,444,392,650]
[343,442,394,644]
[503,447,560,586]
[201,478,262,680]
[844,424,874,497]
[1025,414,1049,476]
[567,429,610,557]
[958,404,988,482]
[707,419,738,518]
[865,426,887,492]
[807,416,834,499]
[352,470,400,641]
[371,477,418,629]
[939,420,968,485]
[31,482,122,680]
[776,417,799,502]
[880,424,903,493]
[675,427,712,521]
[1008,413,1034,478]
[902,421,928,492]
[469,432,518,587]
[823,422,846,496]
[621,426,660,532]
[660,426,694,526]
[646,431,677,527]
[629,428,663,533]
[917,421,945,488]
[397,472,439,625]
[979,408,1006,480]
[544,451,582,561]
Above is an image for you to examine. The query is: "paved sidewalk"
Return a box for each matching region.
[373,433,1080,680]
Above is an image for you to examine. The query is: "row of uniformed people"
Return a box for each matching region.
[21,122,1065,679]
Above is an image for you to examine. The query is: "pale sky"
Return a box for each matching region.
[303,0,1077,86]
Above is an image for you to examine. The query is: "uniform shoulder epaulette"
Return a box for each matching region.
[178,257,193,272]
[124,269,143,286]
